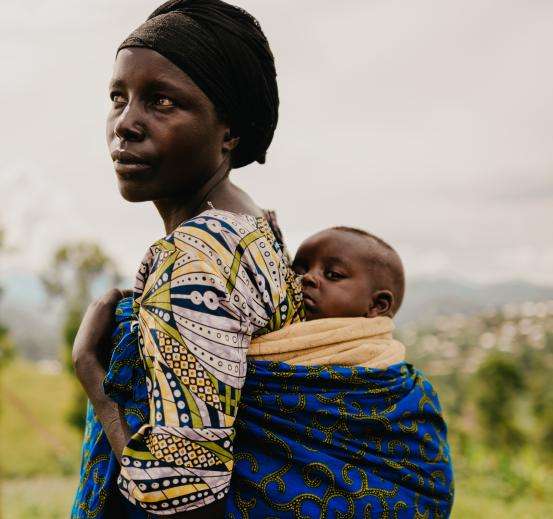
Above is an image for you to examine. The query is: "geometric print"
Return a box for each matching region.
[147,431,224,469]
[72,297,149,518]
[156,330,222,412]
[117,209,304,514]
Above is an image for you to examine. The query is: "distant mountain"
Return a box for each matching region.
[401,297,553,379]
[396,278,553,327]
[2,273,553,359]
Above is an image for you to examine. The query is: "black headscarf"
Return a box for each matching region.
[118,0,279,168]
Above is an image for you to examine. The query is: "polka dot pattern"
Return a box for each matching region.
[119,209,303,512]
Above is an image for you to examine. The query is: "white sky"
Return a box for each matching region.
[1,0,552,284]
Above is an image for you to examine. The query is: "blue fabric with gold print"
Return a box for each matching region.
[226,361,454,518]
[73,298,453,518]
[71,297,149,518]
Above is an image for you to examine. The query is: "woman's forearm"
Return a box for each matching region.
[74,353,131,463]
[74,355,226,517]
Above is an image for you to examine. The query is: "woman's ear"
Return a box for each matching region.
[222,129,240,154]
[366,290,394,318]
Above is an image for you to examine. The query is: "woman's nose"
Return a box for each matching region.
[301,271,319,288]
[113,102,146,142]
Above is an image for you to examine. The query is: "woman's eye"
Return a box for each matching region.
[154,96,175,107]
[110,93,126,104]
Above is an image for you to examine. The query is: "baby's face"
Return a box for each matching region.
[292,229,374,321]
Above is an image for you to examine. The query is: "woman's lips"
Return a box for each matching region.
[113,161,152,175]
[112,149,153,176]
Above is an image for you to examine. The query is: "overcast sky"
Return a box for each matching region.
[2,0,552,286]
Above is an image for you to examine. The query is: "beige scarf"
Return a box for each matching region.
[248,316,405,369]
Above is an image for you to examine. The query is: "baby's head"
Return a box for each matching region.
[292,227,405,321]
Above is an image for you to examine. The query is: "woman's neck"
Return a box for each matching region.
[154,177,263,235]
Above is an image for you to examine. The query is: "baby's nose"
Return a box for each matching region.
[301,271,319,288]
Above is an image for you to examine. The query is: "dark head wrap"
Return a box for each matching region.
[118,0,278,168]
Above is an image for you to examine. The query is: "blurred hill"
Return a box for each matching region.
[402,299,553,375]
[397,277,553,325]
[0,274,61,360]
[2,273,553,359]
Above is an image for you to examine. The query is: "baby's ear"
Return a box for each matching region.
[366,290,394,318]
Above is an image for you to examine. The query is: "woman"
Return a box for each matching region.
[72,1,303,516]
[72,2,454,517]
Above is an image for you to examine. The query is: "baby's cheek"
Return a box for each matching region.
[326,291,355,317]
[346,287,370,314]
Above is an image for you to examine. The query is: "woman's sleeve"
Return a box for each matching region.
[116,215,279,514]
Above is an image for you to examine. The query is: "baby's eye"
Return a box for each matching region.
[325,270,344,280]
[292,264,306,275]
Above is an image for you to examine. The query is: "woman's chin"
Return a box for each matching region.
[117,182,154,203]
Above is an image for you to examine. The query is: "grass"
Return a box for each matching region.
[451,444,553,518]
[453,496,553,518]
[2,472,550,519]
[0,359,82,479]
[1,476,78,519]
[1,359,553,518]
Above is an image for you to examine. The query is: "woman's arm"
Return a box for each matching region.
[73,289,224,518]
[72,289,132,462]
[76,356,224,518]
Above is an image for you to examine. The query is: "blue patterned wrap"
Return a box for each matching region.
[71,297,149,519]
[72,298,453,518]
[226,361,454,518]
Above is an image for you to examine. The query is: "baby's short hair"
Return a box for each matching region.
[331,226,405,316]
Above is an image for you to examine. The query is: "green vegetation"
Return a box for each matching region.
[2,477,77,519]
[2,301,553,517]
[0,227,15,368]
[0,360,82,479]
[402,300,553,517]
[0,360,83,517]
[41,242,120,431]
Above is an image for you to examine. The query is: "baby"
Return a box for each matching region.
[292,226,405,321]
[248,225,406,367]
[236,227,454,518]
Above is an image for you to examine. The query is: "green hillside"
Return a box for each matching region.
[1,300,553,517]
[0,360,81,517]
[402,300,553,517]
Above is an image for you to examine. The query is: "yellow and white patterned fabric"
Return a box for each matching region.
[116,209,303,514]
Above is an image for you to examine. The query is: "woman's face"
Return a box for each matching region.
[106,47,229,202]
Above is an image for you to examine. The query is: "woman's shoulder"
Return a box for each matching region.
[172,209,266,249]
[186,210,304,333]
[137,209,260,270]
[135,208,294,293]
[133,208,303,331]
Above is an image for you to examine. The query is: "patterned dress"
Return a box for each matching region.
[72,209,453,518]
[114,209,303,514]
